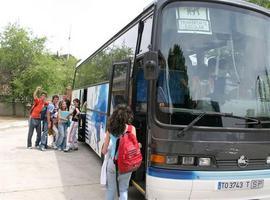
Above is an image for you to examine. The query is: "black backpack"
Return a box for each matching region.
[40,106,48,121]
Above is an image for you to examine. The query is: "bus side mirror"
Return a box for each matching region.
[143,51,159,80]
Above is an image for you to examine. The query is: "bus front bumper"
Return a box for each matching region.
[146,167,270,200]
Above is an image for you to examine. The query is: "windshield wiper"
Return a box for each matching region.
[230,113,270,125]
[177,112,207,137]
[177,111,233,137]
[235,120,270,125]
[177,111,269,137]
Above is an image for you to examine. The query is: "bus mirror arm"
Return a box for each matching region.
[143,51,159,80]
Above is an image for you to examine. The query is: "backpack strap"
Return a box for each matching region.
[126,124,132,134]
[114,137,120,197]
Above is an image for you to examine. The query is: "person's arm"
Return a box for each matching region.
[82,102,87,113]
[47,105,52,129]
[131,125,142,148]
[47,111,52,128]
[130,125,136,137]
[72,108,81,119]
[57,111,60,123]
[33,86,41,99]
[66,112,71,119]
[75,108,80,115]
[101,131,110,155]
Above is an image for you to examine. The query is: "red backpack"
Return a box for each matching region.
[114,125,142,174]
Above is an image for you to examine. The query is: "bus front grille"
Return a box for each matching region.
[216,159,267,168]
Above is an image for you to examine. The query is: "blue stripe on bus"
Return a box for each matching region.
[148,167,270,180]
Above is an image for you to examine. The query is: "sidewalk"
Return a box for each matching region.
[0,117,28,130]
[0,126,105,200]
[0,117,143,200]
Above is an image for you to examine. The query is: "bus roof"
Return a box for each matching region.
[76,0,269,69]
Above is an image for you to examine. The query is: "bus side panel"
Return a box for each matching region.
[85,83,109,157]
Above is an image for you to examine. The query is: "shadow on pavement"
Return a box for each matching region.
[52,141,105,200]
[53,141,145,200]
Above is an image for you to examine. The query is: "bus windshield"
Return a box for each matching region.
[157,2,270,128]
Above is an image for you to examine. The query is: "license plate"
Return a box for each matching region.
[217,180,264,191]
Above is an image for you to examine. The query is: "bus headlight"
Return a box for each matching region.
[266,156,270,164]
[166,155,178,164]
[198,158,211,166]
[182,156,195,165]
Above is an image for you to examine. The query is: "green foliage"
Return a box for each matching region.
[248,0,270,9]
[0,23,77,103]
[0,23,45,74]
[168,44,186,71]
[74,44,132,89]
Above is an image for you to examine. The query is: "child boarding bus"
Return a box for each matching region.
[72,0,270,199]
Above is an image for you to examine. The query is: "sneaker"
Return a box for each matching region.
[57,148,62,151]
[40,146,45,151]
[73,147,78,151]
[64,147,70,152]
[27,147,32,149]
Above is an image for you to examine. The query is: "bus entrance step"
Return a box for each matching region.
[131,179,145,195]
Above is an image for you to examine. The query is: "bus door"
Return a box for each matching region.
[131,57,149,195]
[78,88,88,142]
[108,60,131,113]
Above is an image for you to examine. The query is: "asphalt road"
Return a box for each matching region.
[0,120,144,200]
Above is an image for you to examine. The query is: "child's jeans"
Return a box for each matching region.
[106,158,132,200]
[57,122,68,149]
[66,121,78,149]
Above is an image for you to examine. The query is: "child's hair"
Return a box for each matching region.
[108,104,133,137]
[52,95,59,101]
[59,101,67,111]
[73,98,80,108]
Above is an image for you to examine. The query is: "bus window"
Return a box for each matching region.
[112,24,138,58]
[111,63,129,109]
[139,16,153,54]
[135,67,147,112]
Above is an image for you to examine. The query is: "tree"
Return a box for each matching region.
[168,44,186,71]
[248,0,270,9]
[0,23,77,116]
[11,53,77,103]
[0,23,47,114]
[0,23,45,82]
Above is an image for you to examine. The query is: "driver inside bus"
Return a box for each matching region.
[189,61,210,102]
[208,58,228,103]
[157,51,191,109]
